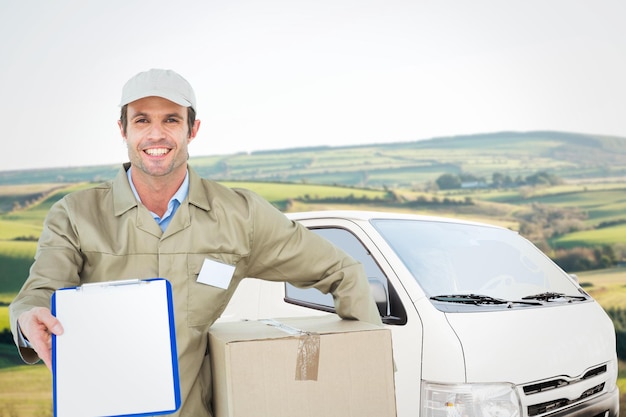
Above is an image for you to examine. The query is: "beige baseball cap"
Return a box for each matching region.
[119,68,197,111]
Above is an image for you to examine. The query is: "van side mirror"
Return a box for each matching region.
[369,279,389,317]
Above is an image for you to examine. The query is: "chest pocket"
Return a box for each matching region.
[187,253,243,327]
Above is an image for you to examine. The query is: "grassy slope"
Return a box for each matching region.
[0,183,66,215]
[221,181,388,202]
[2,131,625,188]
[0,240,38,295]
[578,267,626,309]
[0,361,52,417]
[451,182,626,248]
[554,224,626,248]
[0,307,8,332]
[190,132,626,188]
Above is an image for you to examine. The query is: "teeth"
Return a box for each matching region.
[145,148,169,156]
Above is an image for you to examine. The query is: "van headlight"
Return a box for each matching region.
[422,381,522,417]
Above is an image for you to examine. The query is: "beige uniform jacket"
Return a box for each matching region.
[9,164,382,417]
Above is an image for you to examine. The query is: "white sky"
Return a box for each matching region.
[1,0,625,172]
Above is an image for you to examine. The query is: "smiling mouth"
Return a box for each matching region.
[144,148,170,156]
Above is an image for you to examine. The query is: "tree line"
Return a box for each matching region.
[435,170,563,190]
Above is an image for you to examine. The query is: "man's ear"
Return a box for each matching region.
[117,120,127,140]
[188,119,201,143]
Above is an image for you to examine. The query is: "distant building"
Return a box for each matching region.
[461,181,487,189]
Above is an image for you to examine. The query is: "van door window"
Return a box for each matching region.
[285,227,400,321]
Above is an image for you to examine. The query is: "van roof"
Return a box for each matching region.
[286,210,506,230]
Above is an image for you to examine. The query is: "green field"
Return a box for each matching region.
[0,183,65,215]
[222,181,387,201]
[0,307,8,332]
[0,219,42,241]
[0,361,52,417]
[0,241,37,294]
[3,131,626,189]
[449,182,626,249]
[578,267,626,308]
[552,223,626,248]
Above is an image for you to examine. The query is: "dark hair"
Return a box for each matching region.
[119,105,196,137]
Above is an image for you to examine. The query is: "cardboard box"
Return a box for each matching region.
[209,315,396,417]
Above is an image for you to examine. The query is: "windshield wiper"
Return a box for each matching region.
[522,292,587,302]
[431,294,507,305]
[430,294,541,306]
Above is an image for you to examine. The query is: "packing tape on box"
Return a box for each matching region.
[260,319,321,381]
[295,332,320,381]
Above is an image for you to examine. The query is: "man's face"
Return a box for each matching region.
[118,96,200,178]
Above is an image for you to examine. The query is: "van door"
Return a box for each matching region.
[269,218,424,415]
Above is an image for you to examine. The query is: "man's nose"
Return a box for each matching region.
[148,123,166,138]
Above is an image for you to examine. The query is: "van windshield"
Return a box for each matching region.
[371,219,586,302]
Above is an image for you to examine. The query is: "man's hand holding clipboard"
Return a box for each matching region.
[17,306,64,370]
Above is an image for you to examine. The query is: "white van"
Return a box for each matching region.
[219,211,619,417]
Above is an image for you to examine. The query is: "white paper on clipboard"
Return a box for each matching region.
[51,278,180,417]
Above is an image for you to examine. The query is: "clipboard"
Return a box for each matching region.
[51,278,181,417]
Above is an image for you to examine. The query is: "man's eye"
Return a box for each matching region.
[134,118,148,123]
[166,118,180,123]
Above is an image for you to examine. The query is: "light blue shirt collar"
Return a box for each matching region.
[127,167,190,232]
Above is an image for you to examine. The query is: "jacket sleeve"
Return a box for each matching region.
[239,190,382,326]
[9,198,84,363]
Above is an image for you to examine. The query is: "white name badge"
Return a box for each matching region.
[197,258,236,289]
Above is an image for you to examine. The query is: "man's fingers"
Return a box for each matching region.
[18,307,64,371]
[21,307,64,336]
[38,310,64,336]
[34,333,54,371]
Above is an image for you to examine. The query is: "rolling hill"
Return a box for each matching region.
[0,130,624,284]
[1,131,625,188]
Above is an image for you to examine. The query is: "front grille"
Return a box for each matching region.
[527,383,605,416]
[523,364,609,416]
[523,379,569,395]
[523,365,607,395]
[583,365,608,379]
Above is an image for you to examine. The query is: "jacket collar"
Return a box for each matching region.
[187,166,212,212]
[113,163,139,217]
[113,163,211,217]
